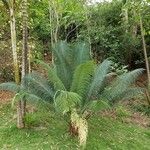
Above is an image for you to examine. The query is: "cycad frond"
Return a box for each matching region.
[54,90,82,115]
[53,41,73,90]
[53,41,91,90]
[0,82,20,93]
[121,87,144,100]
[70,61,95,100]
[100,69,143,104]
[25,93,43,102]
[72,42,91,68]
[84,100,110,113]
[36,60,65,91]
[24,72,54,102]
[88,59,112,99]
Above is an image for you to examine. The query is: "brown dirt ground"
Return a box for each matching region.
[0,91,14,104]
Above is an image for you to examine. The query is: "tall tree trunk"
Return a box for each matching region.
[84,3,92,58]
[139,14,150,87]
[48,1,54,63]
[17,0,28,128]
[2,0,21,128]
[123,6,132,68]
[48,0,59,63]
[9,0,20,84]
[124,8,128,33]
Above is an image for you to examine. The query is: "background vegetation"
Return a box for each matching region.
[0,0,150,149]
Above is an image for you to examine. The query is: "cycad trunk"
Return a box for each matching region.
[17,0,28,128]
[69,121,78,136]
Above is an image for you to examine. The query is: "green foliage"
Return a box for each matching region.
[23,42,144,118]
[88,59,112,99]
[85,100,110,113]
[54,90,82,115]
[29,0,50,40]
[71,61,95,99]
[0,103,150,149]
[1,0,149,70]
[52,41,73,89]
[0,82,20,93]
[133,104,150,116]
[53,41,91,90]
[0,42,144,109]
[72,42,91,68]
[115,106,131,119]
[111,62,128,75]
[36,60,65,91]
[24,72,54,102]
[100,69,144,104]
[0,41,144,148]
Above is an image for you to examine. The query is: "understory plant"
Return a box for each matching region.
[0,41,144,148]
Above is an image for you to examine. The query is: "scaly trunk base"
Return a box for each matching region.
[69,122,78,136]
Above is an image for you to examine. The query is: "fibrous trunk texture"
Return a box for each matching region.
[17,0,28,128]
[69,121,78,136]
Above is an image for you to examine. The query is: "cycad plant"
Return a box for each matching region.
[0,41,144,148]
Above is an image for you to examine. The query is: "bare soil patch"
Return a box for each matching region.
[0,91,14,104]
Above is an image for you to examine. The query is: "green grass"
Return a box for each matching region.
[0,103,150,150]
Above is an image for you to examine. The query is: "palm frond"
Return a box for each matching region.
[24,72,54,102]
[72,42,91,68]
[100,69,144,104]
[52,41,91,90]
[0,82,20,93]
[83,100,110,113]
[120,87,144,100]
[36,59,65,91]
[25,93,43,102]
[53,41,73,90]
[54,90,82,115]
[70,61,95,101]
[87,59,112,99]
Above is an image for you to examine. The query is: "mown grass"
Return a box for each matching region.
[0,102,150,150]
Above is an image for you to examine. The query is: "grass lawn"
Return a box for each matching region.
[0,102,150,150]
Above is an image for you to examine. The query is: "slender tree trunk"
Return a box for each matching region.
[9,0,20,84]
[48,0,59,63]
[9,0,24,129]
[139,14,150,87]
[123,6,132,68]
[51,0,59,44]
[124,8,128,33]
[84,4,92,57]
[132,11,137,37]
[2,0,22,128]
[49,1,54,47]
[49,1,54,63]
[17,0,28,128]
